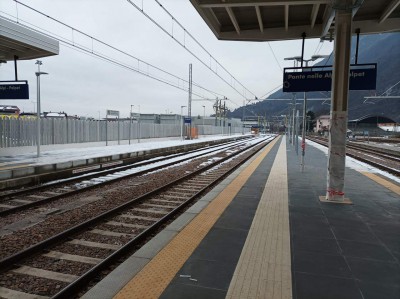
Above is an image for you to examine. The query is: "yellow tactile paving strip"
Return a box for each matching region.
[113,136,281,299]
[226,137,291,299]
[360,172,400,196]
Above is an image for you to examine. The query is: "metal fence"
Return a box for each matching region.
[0,118,245,148]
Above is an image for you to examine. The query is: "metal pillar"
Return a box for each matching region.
[129,105,134,145]
[242,100,245,134]
[295,110,299,155]
[14,56,18,81]
[188,64,192,139]
[326,3,352,201]
[36,73,41,157]
[289,113,292,141]
[180,105,186,141]
[301,91,307,171]
[292,93,297,145]
[137,105,141,143]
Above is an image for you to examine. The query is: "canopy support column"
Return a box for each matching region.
[14,55,18,81]
[325,2,352,201]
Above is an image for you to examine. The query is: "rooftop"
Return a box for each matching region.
[0,16,59,61]
[190,0,400,41]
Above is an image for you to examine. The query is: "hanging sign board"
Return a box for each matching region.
[0,81,29,99]
[106,110,119,119]
[130,112,140,118]
[282,64,377,92]
[184,117,191,124]
[106,110,119,118]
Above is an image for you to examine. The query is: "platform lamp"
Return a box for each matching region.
[284,56,302,145]
[287,54,330,171]
[35,60,48,158]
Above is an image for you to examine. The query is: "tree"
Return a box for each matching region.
[307,111,316,132]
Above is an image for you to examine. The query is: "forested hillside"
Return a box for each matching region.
[229,32,400,122]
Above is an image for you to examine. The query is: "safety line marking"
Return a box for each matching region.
[226,136,291,299]
[360,172,400,196]
[113,136,281,299]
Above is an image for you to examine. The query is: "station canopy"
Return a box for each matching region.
[0,16,59,61]
[190,0,400,41]
[348,115,396,124]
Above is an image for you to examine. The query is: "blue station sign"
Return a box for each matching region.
[282,64,377,93]
[184,117,191,124]
[0,81,29,99]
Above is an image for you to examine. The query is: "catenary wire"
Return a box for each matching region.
[126,0,258,102]
[8,1,225,99]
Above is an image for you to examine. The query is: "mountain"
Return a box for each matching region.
[229,32,400,122]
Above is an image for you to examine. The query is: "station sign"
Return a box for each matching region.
[106,110,120,118]
[282,64,377,92]
[130,112,140,118]
[0,81,29,99]
[184,117,191,124]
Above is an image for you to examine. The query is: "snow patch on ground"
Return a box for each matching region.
[308,139,400,184]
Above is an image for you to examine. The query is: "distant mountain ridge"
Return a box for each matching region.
[229,32,400,122]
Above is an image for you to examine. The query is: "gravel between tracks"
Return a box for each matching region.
[0,152,228,260]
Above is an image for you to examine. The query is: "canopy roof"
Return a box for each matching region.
[349,115,396,123]
[190,0,400,41]
[0,16,59,61]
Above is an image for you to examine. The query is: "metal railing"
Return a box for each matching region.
[0,118,245,148]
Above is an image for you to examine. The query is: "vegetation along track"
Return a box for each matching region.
[0,138,252,217]
[307,136,400,176]
[0,135,276,298]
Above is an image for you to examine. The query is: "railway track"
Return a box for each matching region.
[0,135,276,299]
[307,136,400,176]
[0,138,252,217]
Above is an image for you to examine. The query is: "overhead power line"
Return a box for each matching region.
[7,1,225,99]
[267,43,282,72]
[125,0,258,101]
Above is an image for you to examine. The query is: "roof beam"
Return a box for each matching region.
[218,23,323,41]
[285,5,289,31]
[226,7,241,35]
[198,0,330,8]
[310,3,320,28]
[379,0,400,23]
[321,5,335,38]
[255,5,264,32]
[209,8,221,27]
[189,0,221,36]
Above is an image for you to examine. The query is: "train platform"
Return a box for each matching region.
[0,135,248,189]
[82,135,400,299]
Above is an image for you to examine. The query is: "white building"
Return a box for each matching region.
[315,115,330,133]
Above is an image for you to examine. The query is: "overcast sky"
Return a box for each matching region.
[0,0,333,118]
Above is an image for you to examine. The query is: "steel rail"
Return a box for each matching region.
[0,139,252,216]
[51,137,273,299]
[307,137,400,176]
[346,144,400,162]
[0,137,273,276]
[0,138,248,199]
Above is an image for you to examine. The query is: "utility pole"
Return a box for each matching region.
[219,99,223,135]
[214,99,218,127]
[242,100,245,134]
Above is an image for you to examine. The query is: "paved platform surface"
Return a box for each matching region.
[83,135,400,299]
